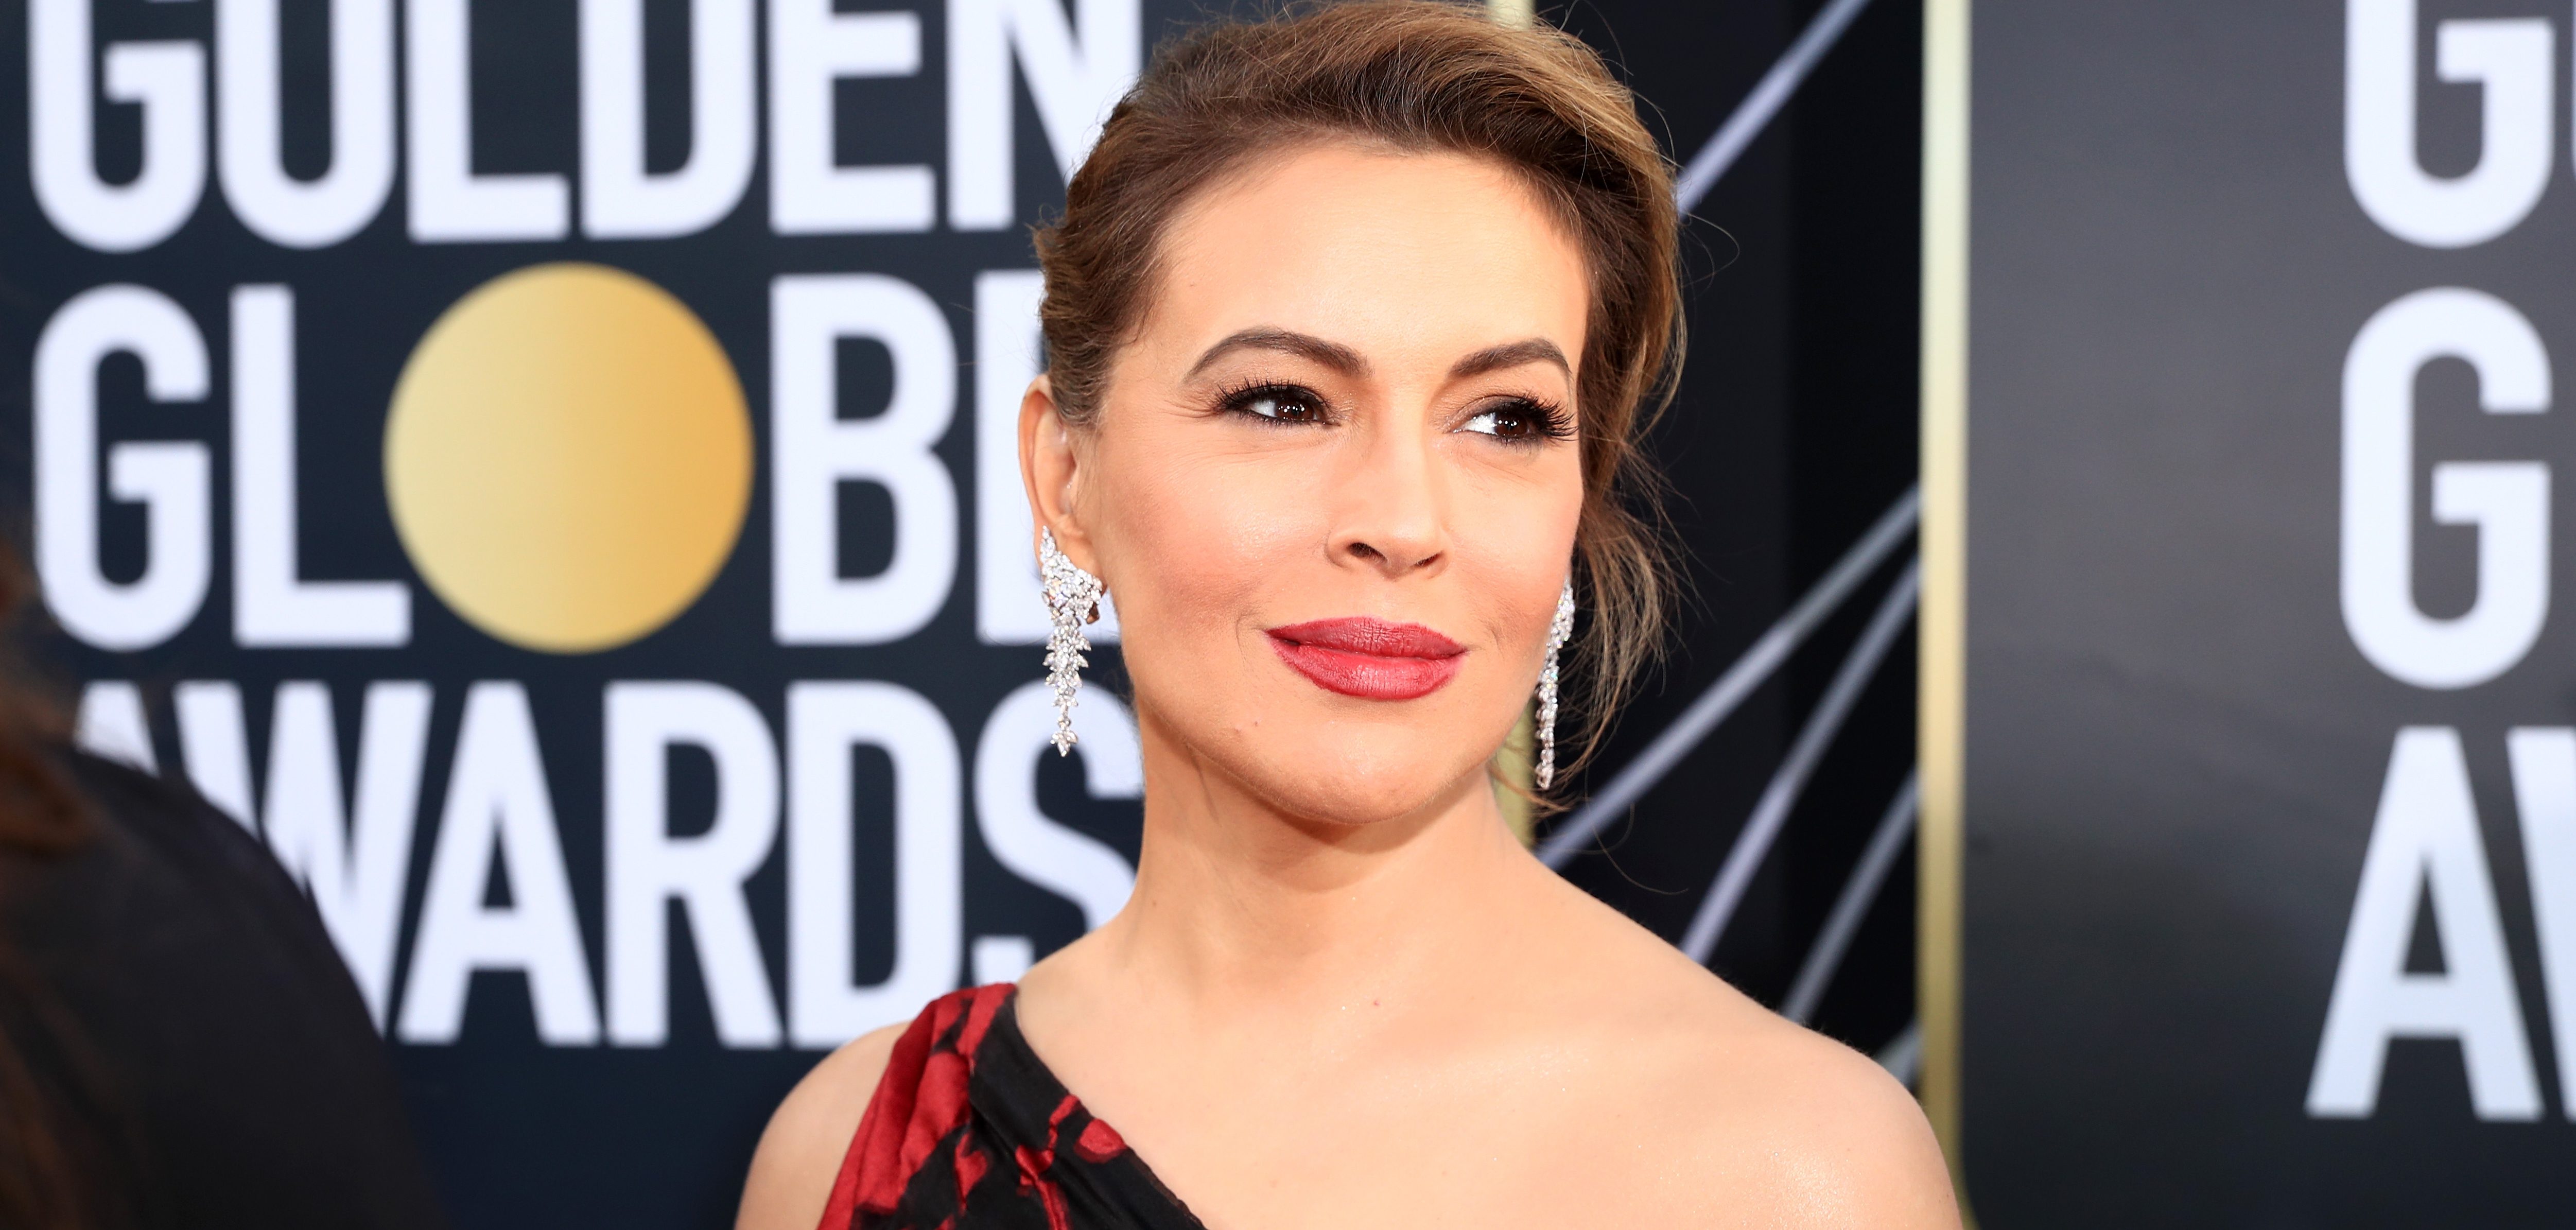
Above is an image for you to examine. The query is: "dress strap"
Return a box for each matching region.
[814,983,1204,1230]
[817,984,1014,1228]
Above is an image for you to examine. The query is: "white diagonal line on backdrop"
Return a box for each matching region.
[1536,487,1918,869]
[1782,770,1918,1023]
[1680,559,1919,964]
[1674,0,1880,213]
[1875,1018,1923,1086]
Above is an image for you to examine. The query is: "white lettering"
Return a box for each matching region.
[972,681,1137,933]
[771,274,958,645]
[398,682,602,1045]
[34,286,212,652]
[231,286,411,646]
[2346,0,2552,249]
[29,0,207,251]
[605,682,784,1048]
[216,0,396,248]
[948,0,1139,229]
[787,681,961,1047]
[2507,727,2576,1119]
[172,680,254,828]
[970,934,1035,984]
[580,0,756,238]
[407,0,571,241]
[2341,287,2549,689]
[260,682,432,1028]
[2309,726,2542,1120]
[74,681,156,774]
[767,0,932,234]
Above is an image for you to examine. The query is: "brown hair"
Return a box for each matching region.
[1034,0,1682,784]
[0,544,102,1230]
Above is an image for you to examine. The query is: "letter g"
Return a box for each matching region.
[2342,288,2551,689]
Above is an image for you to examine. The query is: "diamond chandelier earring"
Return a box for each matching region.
[1039,527,1104,756]
[1535,578,1576,790]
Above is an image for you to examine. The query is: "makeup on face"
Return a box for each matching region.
[1265,617,1467,701]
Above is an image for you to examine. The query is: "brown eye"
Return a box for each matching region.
[1460,397,1569,445]
[1249,393,1314,421]
[1223,384,1326,424]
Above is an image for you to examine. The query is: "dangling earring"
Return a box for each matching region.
[1039,527,1104,756]
[1536,578,1576,790]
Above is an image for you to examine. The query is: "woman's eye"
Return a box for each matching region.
[1224,386,1324,424]
[1460,399,1563,442]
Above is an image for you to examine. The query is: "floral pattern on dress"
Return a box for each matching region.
[817,985,1204,1230]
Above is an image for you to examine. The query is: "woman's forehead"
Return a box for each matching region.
[1135,144,1592,374]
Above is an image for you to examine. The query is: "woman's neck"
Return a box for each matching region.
[1088,708,1539,1016]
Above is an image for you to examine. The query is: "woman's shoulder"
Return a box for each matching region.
[1634,997,1955,1227]
[735,1020,909,1230]
[1529,879,1960,1226]
[736,983,1019,1230]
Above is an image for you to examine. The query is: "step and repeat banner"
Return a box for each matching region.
[1961,0,2576,1222]
[0,0,1181,1223]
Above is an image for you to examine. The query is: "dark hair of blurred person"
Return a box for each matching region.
[0,547,446,1230]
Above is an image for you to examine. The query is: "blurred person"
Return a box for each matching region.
[0,552,445,1229]
[739,3,1959,1227]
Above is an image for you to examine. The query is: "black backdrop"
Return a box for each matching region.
[1962,0,2576,1222]
[1547,0,1921,1062]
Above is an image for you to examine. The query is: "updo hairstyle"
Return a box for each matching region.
[1034,0,1682,785]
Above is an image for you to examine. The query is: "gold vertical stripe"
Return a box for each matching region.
[1488,0,1535,27]
[1918,0,1974,1214]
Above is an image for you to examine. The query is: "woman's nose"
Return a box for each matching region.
[1331,420,1448,577]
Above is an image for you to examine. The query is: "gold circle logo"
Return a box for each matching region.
[385,263,752,654]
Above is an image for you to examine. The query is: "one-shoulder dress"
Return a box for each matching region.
[818,984,1206,1230]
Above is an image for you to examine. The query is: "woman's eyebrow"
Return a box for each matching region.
[1185,327,1370,379]
[1450,338,1572,380]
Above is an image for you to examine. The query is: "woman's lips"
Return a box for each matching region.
[1266,617,1466,700]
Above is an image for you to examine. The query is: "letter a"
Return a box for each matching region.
[2309,726,2542,1119]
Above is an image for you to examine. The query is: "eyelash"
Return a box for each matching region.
[1462,396,1576,446]
[1214,380,1330,426]
[1213,382,1575,447]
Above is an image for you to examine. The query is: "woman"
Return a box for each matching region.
[739,3,1959,1226]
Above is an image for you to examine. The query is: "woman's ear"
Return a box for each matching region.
[1017,375,1100,571]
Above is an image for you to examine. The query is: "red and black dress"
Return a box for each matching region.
[819,984,1206,1230]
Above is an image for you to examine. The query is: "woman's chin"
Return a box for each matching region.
[1225,739,1496,829]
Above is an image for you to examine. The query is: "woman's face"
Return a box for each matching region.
[1032,143,1590,826]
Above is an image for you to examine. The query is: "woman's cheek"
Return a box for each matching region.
[1457,471,1581,584]
[1137,458,1311,594]
[1095,467,1257,673]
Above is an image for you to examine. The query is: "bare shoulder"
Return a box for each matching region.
[734,1023,907,1230]
[1528,876,1958,1227]
[1664,1010,1960,1229]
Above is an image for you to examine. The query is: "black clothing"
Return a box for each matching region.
[0,750,445,1229]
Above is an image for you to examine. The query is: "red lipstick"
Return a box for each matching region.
[1266,617,1466,700]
